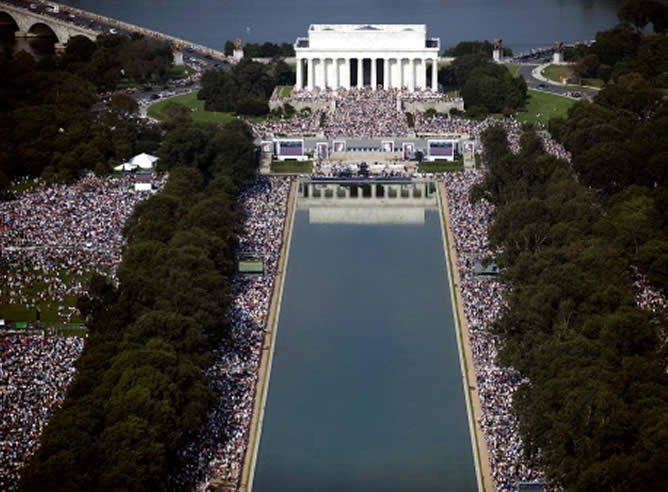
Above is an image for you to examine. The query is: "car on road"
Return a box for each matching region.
[537,83,546,89]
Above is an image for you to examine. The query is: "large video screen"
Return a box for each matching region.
[279,140,303,156]
[429,141,454,156]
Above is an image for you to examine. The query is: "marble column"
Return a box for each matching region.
[357,58,363,88]
[431,58,438,91]
[417,59,425,90]
[321,58,331,89]
[335,59,340,89]
[306,58,313,91]
[371,57,377,90]
[343,58,351,89]
[316,59,324,89]
[295,57,303,90]
[383,58,390,89]
[408,59,415,92]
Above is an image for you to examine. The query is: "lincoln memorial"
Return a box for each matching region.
[294,24,440,92]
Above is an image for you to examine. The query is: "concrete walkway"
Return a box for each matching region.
[438,181,494,492]
[238,180,298,492]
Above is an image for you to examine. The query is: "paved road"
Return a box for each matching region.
[514,63,597,102]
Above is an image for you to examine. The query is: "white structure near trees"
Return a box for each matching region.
[294,24,440,92]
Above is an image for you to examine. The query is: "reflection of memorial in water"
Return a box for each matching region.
[298,179,437,224]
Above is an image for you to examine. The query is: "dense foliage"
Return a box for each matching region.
[0,37,259,490]
[441,53,527,115]
[443,40,513,58]
[224,40,295,58]
[549,38,668,293]
[472,16,668,489]
[62,34,174,90]
[19,112,258,492]
[565,1,668,85]
[0,40,163,188]
[198,58,294,115]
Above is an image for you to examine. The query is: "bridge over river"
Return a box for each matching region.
[0,0,227,59]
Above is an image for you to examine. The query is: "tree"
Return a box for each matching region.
[224,40,235,56]
[619,0,668,33]
[108,93,139,116]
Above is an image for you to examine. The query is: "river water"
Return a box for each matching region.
[252,185,477,491]
[57,0,622,53]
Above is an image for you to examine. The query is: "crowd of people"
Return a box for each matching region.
[169,177,291,491]
[444,170,548,490]
[0,174,166,317]
[254,88,572,165]
[324,88,410,137]
[632,266,668,314]
[414,113,572,161]
[0,335,86,491]
[312,160,413,178]
[254,87,468,139]
[250,110,323,138]
[0,174,166,488]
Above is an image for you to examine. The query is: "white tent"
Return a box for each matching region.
[129,153,159,170]
[113,162,138,172]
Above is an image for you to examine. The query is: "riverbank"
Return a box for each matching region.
[438,180,494,492]
[238,179,298,492]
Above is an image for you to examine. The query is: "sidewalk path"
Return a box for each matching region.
[439,180,494,492]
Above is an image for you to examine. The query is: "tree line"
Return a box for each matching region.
[438,43,527,117]
[0,38,259,490]
[224,40,295,58]
[198,58,294,116]
[471,7,668,488]
[565,0,667,85]
[19,98,259,492]
[442,40,513,58]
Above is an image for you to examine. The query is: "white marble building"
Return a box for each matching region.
[294,24,440,92]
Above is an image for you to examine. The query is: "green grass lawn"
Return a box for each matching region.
[147,91,236,124]
[541,64,574,83]
[277,85,293,98]
[0,267,89,325]
[418,161,465,173]
[580,78,604,88]
[271,160,313,174]
[0,304,37,322]
[506,65,521,77]
[9,179,43,194]
[515,90,576,126]
[168,64,196,79]
[52,325,88,336]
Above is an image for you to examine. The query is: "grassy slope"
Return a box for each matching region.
[541,64,573,82]
[147,91,235,124]
[419,161,465,173]
[278,86,293,98]
[506,65,521,77]
[271,161,313,174]
[515,90,576,125]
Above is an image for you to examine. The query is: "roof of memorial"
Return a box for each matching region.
[309,24,426,33]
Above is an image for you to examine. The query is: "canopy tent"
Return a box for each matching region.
[129,153,159,169]
[113,162,138,172]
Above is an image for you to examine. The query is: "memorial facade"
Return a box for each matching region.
[294,24,440,92]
